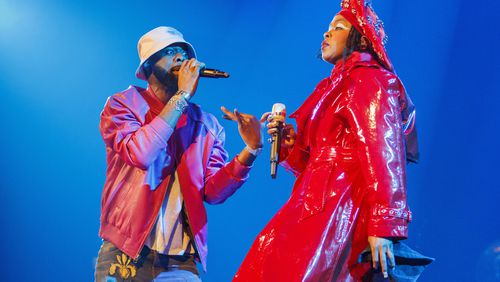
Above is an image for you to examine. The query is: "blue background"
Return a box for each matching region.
[1,0,499,281]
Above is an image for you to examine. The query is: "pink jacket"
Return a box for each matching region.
[98,85,251,271]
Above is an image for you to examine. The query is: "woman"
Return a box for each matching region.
[234,1,420,281]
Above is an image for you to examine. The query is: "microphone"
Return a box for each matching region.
[270,103,286,179]
[200,67,230,78]
[171,66,230,78]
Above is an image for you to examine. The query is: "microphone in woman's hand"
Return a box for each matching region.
[270,103,286,179]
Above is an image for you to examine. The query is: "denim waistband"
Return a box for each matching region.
[136,245,199,275]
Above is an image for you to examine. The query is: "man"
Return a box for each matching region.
[94,26,263,281]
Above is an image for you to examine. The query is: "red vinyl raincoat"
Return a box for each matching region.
[233,51,417,281]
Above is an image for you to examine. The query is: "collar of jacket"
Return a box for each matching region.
[330,51,381,78]
[135,85,204,123]
[289,52,380,133]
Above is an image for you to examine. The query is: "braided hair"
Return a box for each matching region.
[344,26,384,66]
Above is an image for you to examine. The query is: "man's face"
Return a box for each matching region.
[151,45,189,88]
[321,14,352,64]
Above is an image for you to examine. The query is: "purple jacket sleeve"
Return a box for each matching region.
[203,127,251,204]
[344,70,411,239]
[99,96,174,170]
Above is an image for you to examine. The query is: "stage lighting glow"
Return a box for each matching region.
[0,1,18,32]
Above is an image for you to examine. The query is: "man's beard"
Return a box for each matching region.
[152,65,178,93]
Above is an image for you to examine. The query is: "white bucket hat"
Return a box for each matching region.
[135,26,196,80]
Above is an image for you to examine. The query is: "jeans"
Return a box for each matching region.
[95,241,201,282]
[357,242,434,282]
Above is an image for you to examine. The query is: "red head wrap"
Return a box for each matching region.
[338,0,393,71]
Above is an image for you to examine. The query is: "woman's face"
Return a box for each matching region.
[321,14,352,64]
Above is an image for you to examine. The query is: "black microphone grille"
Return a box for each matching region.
[200,68,230,78]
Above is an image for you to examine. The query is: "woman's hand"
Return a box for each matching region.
[262,112,296,149]
[221,106,265,150]
[368,236,395,279]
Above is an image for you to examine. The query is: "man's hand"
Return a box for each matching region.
[368,236,395,279]
[221,107,265,150]
[177,58,204,98]
[262,112,296,149]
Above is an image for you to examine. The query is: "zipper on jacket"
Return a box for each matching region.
[132,176,171,260]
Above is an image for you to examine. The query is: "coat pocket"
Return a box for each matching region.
[299,160,336,220]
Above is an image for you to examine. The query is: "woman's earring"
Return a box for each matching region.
[360,36,369,51]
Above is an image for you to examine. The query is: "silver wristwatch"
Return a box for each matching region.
[176,89,191,101]
[246,145,263,156]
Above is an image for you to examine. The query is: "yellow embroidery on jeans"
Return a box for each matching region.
[109,253,137,279]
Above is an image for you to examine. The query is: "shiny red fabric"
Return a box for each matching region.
[233,52,414,282]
